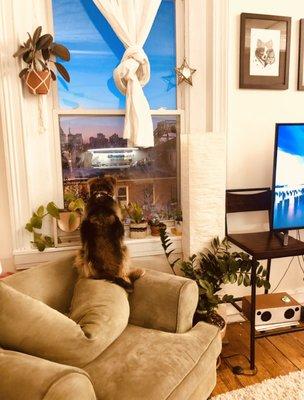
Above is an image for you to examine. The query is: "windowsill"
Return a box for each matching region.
[13,235,182,270]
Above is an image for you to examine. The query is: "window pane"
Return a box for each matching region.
[52,0,176,110]
[59,115,179,215]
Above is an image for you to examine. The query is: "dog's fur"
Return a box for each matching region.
[75,176,144,291]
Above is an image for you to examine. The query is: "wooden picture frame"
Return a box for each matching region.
[240,13,291,90]
[298,19,304,90]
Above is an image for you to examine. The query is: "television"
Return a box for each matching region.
[271,123,304,231]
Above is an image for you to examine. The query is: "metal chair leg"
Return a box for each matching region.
[250,260,257,370]
[264,259,271,294]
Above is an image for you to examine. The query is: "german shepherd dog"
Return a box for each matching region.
[75,176,144,291]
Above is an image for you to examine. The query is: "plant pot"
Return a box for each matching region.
[129,222,148,239]
[57,211,81,233]
[150,225,161,236]
[150,223,166,237]
[25,69,51,95]
[175,220,183,234]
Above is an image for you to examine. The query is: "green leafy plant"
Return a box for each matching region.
[25,194,85,252]
[13,26,70,82]
[160,230,270,325]
[148,216,160,226]
[159,227,181,272]
[124,203,145,224]
[25,202,60,251]
[63,192,85,227]
[173,208,182,222]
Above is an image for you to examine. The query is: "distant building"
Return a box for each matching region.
[154,120,176,145]
[68,130,83,147]
[60,126,67,145]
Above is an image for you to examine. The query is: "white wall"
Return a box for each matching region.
[227,0,304,295]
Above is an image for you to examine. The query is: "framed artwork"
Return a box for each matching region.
[298,19,304,90]
[239,13,291,89]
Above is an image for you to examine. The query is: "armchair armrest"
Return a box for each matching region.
[0,349,96,400]
[128,269,198,333]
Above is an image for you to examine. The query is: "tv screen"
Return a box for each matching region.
[272,123,304,231]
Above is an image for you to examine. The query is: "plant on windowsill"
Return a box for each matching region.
[25,202,60,251]
[124,203,148,239]
[148,216,167,236]
[57,193,85,233]
[160,230,270,333]
[25,195,85,251]
[171,208,182,236]
[13,26,70,95]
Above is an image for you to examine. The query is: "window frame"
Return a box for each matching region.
[48,0,185,211]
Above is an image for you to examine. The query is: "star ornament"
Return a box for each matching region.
[175,58,196,86]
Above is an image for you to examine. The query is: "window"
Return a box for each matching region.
[52,0,176,110]
[52,0,181,224]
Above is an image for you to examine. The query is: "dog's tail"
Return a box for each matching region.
[113,277,134,293]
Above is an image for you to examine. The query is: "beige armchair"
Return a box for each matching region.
[0,256,221,400]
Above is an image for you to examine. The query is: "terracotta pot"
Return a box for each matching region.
[129,222,148,239]
[150,225,160,236]
[57,211,81,233]
[150,223,166,236]
[25,69,51,95]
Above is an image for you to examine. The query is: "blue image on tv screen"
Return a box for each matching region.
[273,124,304,230]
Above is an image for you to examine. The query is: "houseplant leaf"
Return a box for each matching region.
[36,34,53,50]
[32,26,42,45]
[36,205,45,218]
[25,223,33,232]
[51,43,70,61]
[19,68,29,79]
[13,46,29,58]
[46,202,60,219]
[54,62,70,82]
[30,215,42,229]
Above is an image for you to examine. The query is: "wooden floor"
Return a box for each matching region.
[212,321,304,397]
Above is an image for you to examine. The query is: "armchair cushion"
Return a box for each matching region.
[0,349,96,400]
[0,278,129,367]
[129,269,198,333]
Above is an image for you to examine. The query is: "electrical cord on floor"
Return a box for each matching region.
[270,256,294,293]
[270,230,304,294]
[221,353,258,376]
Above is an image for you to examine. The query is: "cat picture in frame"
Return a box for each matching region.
[240,13,291,90]
[249,28,280,76]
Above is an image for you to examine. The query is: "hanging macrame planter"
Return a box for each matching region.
[25,69,51,95]
[13,26,70,96]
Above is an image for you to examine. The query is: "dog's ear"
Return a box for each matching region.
[104,175,117,187]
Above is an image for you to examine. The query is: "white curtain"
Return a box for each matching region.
[92,0,162,148]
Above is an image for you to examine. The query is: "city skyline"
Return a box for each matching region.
[59,115,177,144]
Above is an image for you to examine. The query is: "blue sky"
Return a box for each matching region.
[52,0,176,110]
[278,124,304,157]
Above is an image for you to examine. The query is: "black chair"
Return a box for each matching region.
[226,187,304,372]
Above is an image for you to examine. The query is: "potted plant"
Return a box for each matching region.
[13,26,70,95]
[125,203,148,239]
[25,202,60,251]
[25,194,85,251]
[57,193,85,233]
[172,208,182,235]
[160,231,270,335]
[148,216,167,236]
